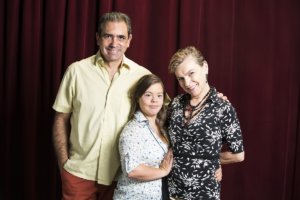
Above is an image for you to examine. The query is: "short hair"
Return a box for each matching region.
[168,46,205,73]
[97,12,132,36]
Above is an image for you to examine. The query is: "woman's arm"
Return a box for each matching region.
[128,149,173,181]
[215,167,222,182]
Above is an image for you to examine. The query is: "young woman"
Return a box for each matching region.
[113,74,173,200]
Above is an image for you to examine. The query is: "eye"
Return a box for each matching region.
[177,77,183,82]
[158,94,163,98]
[117,35,126,41]
[189,71,195,76]
[102,34,112,39]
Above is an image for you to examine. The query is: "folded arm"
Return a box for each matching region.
[128,149,173,181]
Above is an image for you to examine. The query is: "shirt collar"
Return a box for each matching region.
[134,110,149,124]
[94,51,130,69]
[207,87,218,103]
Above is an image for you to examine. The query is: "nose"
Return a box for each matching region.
[110,37,118,46]
[151,95,158,102]
[183,78,190,88]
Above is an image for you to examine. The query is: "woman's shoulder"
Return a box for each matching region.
[120,120,140,138]
[170,94,186,107]
[210,87,232,106]
[209,87,239,117]
[120,113,148,138]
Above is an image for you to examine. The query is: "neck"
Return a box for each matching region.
[106,60,121,69]
[105,61,122,81]
[147,116,157,125]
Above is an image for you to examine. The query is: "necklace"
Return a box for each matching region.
[147,123,167,154]
[184,88,211,125]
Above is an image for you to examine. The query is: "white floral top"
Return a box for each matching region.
[113,111,168,200]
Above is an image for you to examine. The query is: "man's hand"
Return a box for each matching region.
[53,112,71,172]
[217,92,228,101]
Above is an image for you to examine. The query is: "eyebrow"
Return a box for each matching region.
[144,91,163,94]
[177,69,194,77]
[102,33,127,37]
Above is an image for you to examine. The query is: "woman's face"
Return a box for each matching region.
[174,55,208,98]
[138,83,164,119]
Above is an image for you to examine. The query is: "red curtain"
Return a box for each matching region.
[1,0,300,199]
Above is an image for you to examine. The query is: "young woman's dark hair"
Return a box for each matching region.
[129,74,169,143]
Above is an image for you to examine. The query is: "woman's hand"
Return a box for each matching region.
[127,149,174,181]
[159,149,173,176]
[215,166,222,182]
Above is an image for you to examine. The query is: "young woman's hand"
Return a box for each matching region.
[159,149,173,176]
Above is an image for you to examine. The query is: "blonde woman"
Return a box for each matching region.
[167,46,245,200]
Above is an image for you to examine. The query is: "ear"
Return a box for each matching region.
[203,61,209,75]
[96,32,100,46]
[127,34,133,47]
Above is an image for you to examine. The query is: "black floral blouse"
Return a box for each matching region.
[167,87,244,200]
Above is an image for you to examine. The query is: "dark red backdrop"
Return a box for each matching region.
[1,0,300,199]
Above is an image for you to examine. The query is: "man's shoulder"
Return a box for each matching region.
[66,54,96,72]
[123,56,150,74]
[74,54,96,66]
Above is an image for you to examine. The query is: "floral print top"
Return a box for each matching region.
[113,111,168,200]
[167,87,244,200]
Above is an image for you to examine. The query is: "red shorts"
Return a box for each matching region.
[61,169,117,200]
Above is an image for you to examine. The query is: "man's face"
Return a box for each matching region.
[96,21,132,64]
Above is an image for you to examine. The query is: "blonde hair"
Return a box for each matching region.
[168,46,205,73]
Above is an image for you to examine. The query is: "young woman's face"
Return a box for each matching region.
[138,83,164,118]
[175,55,208,98]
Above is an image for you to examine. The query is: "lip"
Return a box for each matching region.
[149,105,161,109]
[106,46,120,52]
[186,84,197,92]
[107,49,118,54]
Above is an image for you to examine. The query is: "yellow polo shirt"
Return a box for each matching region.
[52,52,151,185]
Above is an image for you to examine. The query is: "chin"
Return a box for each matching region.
[188,90,198,97]
[146,112,158,117]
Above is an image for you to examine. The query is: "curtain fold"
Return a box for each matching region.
[1,0,300,199]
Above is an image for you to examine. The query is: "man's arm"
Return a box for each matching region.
[220,151,245,164]
[52,112,71,171]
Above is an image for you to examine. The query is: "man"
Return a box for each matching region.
[52,12,151,199]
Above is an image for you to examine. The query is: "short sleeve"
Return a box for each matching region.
[52,64,76,113]
[220,103,244,153]
[119,125,145,174]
